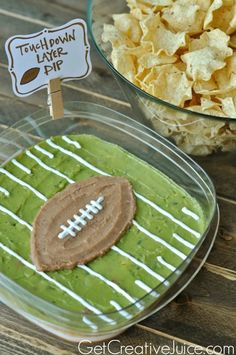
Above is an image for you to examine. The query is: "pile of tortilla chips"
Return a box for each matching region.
[102,0,236,155]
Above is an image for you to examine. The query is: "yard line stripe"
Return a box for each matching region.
[133,220,186,260]
[110,300,132,319]
[0,186,9,197]
[111,246,169,285]
[46,139,110,176]
[0,168,47,202]
[82,316,98,330]
[157,256,176,272]
[34,145,54,159]
[62,135,81,149]
[135,280,160,298]
[0,242,115,325]
[182,207,200,221]
[79,264,143,310]
[0,205,32,230]
[173,233,195,249]
[12,159,31,174]
[25,150,74,184]
[134,192,201,238]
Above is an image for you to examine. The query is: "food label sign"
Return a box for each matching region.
[5,19,92,97]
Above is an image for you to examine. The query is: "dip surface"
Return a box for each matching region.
[0,134,205,313]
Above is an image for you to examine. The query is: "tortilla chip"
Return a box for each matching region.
[204,0,236,34]
[113,14,142,43]
[162,0,205,35]
[111,47,137,84]
[102,24,135,48]
[219,97,236,117]
[181,29,232,81]
[148,65,193,107]
[140,14,187,55]
[138,52,177,68]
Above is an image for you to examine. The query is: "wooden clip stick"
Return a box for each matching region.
[48,78,64,120]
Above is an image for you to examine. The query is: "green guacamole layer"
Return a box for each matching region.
[0,134,205,313]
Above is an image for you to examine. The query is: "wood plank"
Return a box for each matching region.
[0,67,132,123]
[141,267,236,348]
[1,303,214,355]
[206,199,236,270]
[0,0,86,24]
[51,0,86,12]
[196,154,236,201]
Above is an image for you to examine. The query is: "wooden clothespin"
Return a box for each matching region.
[48,78,64,120]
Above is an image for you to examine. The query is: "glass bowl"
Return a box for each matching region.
[87,0,236,156]
[0,102,218,341]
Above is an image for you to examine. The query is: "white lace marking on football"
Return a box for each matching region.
[0,186,10,197]
[12,159,31,175]
[182,206,200,221]
[157,256,176,273]
[58,196,104,240]
[34,145,54,159]
[0,241,116,325]
[0,168,47,201]
[135,280,160,298]
[25,150,74,184]
[45,138,201,239]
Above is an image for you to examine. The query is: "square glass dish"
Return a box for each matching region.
[0,102,218,341]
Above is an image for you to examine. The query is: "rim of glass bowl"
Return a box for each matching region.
[87,0,235,124]
[0,101,216,327]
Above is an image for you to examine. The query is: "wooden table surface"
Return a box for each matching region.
[0,1,235,354]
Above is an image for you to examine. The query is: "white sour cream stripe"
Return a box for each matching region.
[62,135,81,149]
[173,233,195,249]
[133,220,186,260]
[82,316,98,330]
[135,192,201,239]
[157,256,176,272]
[12,159,31,175]
[0,205,32,230]
[25,150,74,184]
[111,246,169,286]
[0,168,47,202]
[79,264,143,310]
[0,242,115,325]
[46,137,200,239]
[34,145,54,159]
[110,300,132,319]
[46,139,110,176]
[182,207,200,221]
[0,186,9,197]
[135,280,160,298]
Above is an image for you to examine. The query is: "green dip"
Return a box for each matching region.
[0,134,205,314]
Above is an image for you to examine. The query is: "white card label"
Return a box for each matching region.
[5,19,92,97]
